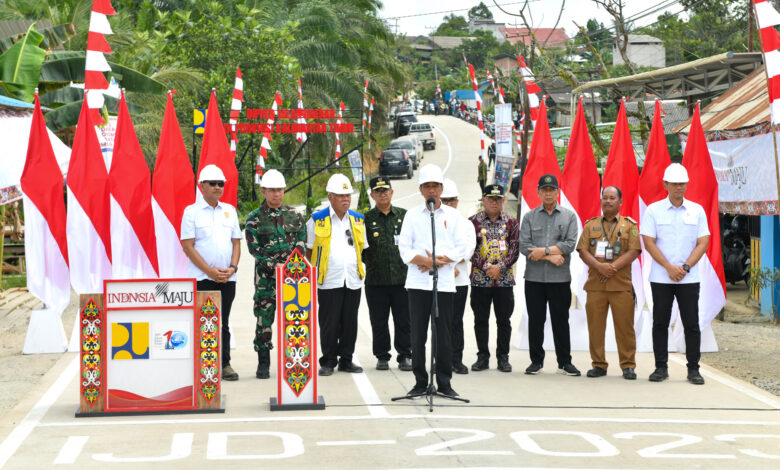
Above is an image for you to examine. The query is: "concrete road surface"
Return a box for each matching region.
[0,116,778,469]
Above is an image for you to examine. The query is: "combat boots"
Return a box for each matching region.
[256,350,270,379]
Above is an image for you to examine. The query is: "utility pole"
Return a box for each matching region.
[749,0,755,52]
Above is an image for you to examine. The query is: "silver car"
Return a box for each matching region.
[386,137,421,169]
[408,122,436,150]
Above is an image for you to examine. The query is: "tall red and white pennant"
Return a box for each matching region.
[296,78,307,143]
[256,92,283,183]
[755,0,780,122]
[362,79,369,135]
[517,55,541,124]
[468,64,486,160]
[368,97,374,150]
[334,101,345,166]
[229,67,243,154]
[84,0,117,125]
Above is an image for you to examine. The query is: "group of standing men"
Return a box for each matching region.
[180,158,709,392]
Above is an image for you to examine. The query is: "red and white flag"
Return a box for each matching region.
[520,99,561,215]
[334,101,345,165]
[152,92,194,277]
[638,100,672,307]
[229,66,243,154]
[560,98,601,303]
[368,97,374,150]
[296,77,307,142]
[20,92,70,353]
[362,79,369,135]
[109,91,158,279]
[67,94,112,294]
[436,83,442,99]
[198,89,239,208]
[517,55,541,123]
[754,0,780,122]
[602,98,644,308]
[468,64,486,160]
[256,92,283,182]
[84,0,116,125]
[682,103,727,328]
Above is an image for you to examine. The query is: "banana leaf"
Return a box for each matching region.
[40,53,166,94]
[0,24,46,102]
[44,94,147,131]
[0,24,77,54]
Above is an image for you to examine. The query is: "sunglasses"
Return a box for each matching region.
[441,197,458,204]
[345,229,354,246]
[205,181,225,187]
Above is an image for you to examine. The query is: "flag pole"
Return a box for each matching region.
[753,1,780,206]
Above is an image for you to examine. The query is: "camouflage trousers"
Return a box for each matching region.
[253,282,276,352]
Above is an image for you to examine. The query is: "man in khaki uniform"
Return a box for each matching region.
[576,186,641,380]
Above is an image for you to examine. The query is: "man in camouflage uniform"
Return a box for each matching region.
[244,169,306,379]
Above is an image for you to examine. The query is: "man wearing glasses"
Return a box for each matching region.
[306,173,368,376]
[181,165,242,381]
[362,176,412,372]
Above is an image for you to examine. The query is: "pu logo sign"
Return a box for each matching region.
[111,322,150,360]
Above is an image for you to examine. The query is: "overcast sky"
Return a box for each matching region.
[379,0,685,38]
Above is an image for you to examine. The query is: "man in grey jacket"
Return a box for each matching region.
[519,174,580,377]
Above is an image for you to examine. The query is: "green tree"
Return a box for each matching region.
[433,14,469,37]
[455,30,500,70]
[468,2,493,20]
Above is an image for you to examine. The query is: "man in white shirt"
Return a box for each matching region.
[306,174,368,376]
[440,178,476,375]
[181,165,242,381]
[640,163,710,385]
[399,165,470,398]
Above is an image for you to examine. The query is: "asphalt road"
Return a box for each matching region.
[0,115,778,469]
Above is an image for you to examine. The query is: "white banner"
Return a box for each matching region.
[494,103,513,157]
[683,132,779,214]
[347,150,364,183]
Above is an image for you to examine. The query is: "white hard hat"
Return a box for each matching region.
[198,164,225,182]
[261,169,286,188]
[663,163,689,183]
[441,178,459,198]
[326,173,353,194]
[418,164,444,185]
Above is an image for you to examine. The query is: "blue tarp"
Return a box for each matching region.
[444,89,483,101]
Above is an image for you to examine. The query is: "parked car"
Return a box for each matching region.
[386,137,420,169]
[394,112,417,137]
[379,149,413,179]
[408,122,436,150]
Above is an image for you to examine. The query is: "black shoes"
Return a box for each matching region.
[587,366,607,378]
[622,368,637,380]
[338,362,363,373]
[438,387,459,398]
[319,366,334,376]
[497,357,512,373]
[649,367,669,382]
[256,350,270,379]
[525,363,543,374]
[687,368,705,385]
[471,357,489,371]
[407,384,428,397]
[398,357,413,371]
[452,363,469,374]
[557,363,581,376]
[376,359,389,370]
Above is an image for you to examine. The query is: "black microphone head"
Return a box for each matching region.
[426,197,436,207]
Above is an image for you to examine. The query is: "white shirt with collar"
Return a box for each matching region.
[454,212,477,287]
[640,197,710,284]
[305,206,368,290]
[399,202,470,293]
[180,199,242,282]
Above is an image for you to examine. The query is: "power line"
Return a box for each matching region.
[381,1,539,21]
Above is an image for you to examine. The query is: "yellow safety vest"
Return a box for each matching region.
[311,208,366,285]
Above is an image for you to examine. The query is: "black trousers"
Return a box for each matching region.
[451,285,469,365]
[650,282,701,369]
[525,280,572,367]
[470,286,515,359]
[365,285,411,362]
[318,286,362,368]
[197,279,236,367]
[408,289,453,389]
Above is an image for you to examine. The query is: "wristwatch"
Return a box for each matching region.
[682,264,690,273]
[229,264,238,272]
[544,246,550,256]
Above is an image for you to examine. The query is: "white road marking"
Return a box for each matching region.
[348,358,389,417]
[53,436,88,465]
[92,432,193,463]
[37,414,780,428]
[669,356,780,409]
[0,356,78,469]
[394,124,454,204]
[316,439,396,446]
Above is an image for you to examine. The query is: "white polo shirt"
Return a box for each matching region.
[399,203,470,293]
[181,199,242,282]
[305,207,368,290]
[640,197,710,284]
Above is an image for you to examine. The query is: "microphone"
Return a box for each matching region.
[426,197,436,210]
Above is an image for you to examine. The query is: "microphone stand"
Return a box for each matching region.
[392,199,469,411]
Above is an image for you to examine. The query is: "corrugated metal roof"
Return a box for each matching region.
[0,19,54,39]
[0,95,35,109]
[429,36,474,49]
[673,66,769,133]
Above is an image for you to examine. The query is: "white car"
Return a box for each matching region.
[408,122,436,150]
